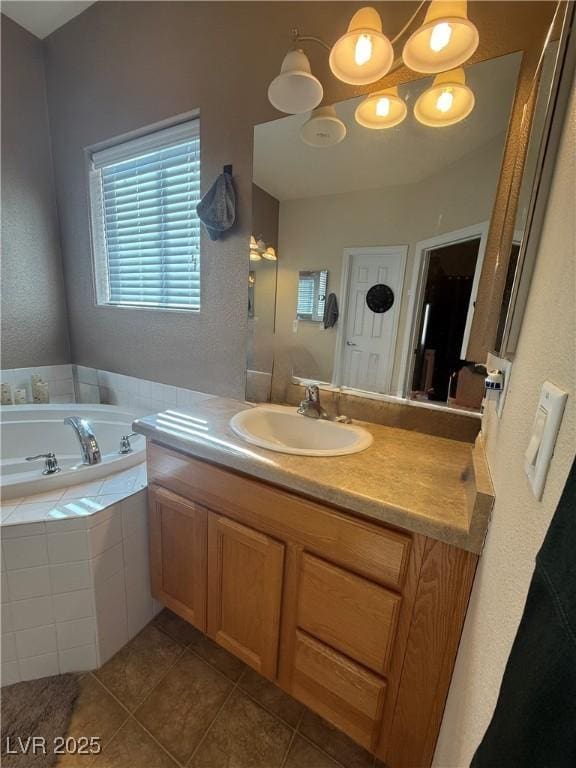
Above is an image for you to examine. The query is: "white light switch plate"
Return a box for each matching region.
[524,381,568,500]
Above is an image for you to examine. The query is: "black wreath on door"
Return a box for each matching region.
[366,284,395,313]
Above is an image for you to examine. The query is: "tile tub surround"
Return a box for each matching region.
[1,364,74,404]
[0,463,147,525]
[1,364,217,413]
[56,608,379,768]
[75,365,216,414]
[135,397,494,554]
[1,486,161,687]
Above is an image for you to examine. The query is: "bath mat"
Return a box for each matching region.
[1,673,81,767]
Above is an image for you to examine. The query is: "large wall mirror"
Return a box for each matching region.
[246,2,570,412]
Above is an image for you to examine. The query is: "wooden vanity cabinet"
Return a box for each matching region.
[147,443,478,768]
[148,485,207,631]
[207,514,284,678]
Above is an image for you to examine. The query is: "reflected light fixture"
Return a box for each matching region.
[249,235,263,261]
[329,7,394,85]
[267,49,323,114]
[263,247,277,261]
[355,86,407,129]
[250,235,278,262]
[300,105,347,147]
[414,68,475,127]
[402,0,479,74]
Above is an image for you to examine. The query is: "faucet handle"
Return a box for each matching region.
[26,452,61,475]
[119,433,137,454]
[305,384,320,402]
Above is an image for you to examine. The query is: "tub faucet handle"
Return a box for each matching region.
[119,433,137,454]
[26,452,61,475]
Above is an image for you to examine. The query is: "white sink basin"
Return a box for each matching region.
[230,405,373,457]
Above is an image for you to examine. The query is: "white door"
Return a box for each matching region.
[340,247,407,393]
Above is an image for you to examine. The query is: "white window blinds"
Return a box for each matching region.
[297,270,328,322]
[89,120,201,310]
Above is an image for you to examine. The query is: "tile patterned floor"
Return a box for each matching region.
[57,609,382,768]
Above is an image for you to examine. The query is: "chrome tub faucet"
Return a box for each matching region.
[64,417,102,465]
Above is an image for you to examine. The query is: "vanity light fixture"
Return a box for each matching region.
[268,2,479,141]
[267,49,324,114]
[300,105,347,147]
[328,7,394,85]
[402,0,479,74]
[355,86,407,129]
[413,67,475,126]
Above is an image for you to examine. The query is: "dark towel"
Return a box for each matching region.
[471,454,576,768]
[323,293,339,328]
[196,171,235,241]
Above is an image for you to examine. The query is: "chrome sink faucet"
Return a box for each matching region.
[297,384,328,420]
[64,417,102,465]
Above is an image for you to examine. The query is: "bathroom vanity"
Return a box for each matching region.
[134,398,493,767]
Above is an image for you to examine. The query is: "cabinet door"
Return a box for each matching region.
[207,514,285,679]
[149,484,207,631]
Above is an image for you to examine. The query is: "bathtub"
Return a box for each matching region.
[0,404,146,501]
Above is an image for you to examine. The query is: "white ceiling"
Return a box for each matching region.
[1,0,95,39]
[254,53,522,201]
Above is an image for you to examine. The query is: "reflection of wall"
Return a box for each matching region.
[435,78,576,767]
[248,185,279,376]
[272,134,506,402]
[1,18,70,368]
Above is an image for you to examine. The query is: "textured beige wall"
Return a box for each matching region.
[272,135,505,401]
[434,77,576,767]
[1,16,70,368]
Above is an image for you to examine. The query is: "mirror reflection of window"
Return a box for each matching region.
[297,270,328,323]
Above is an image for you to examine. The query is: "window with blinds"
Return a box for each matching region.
[296,269,328,322]
[89,119,201,310]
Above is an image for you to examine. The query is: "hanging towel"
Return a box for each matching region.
[196,171,236,241]
[323,293,339,329]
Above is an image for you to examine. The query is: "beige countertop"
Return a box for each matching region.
[133,397,494,554]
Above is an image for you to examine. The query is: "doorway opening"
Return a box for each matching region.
[410,234,485,408]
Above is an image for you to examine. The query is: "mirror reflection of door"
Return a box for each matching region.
[337,247,407,393]
[410,235,484,406]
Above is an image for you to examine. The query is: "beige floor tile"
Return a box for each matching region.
[152,608,201,646]
[239,667,303,727]
[95,624,183,711]
[189,689,292,768]
[91,718,177,768]
[284,735,343,768]
[298,711,374,768]
[188,631,247,681]
[135,650,233,764]
[58,674,128,767]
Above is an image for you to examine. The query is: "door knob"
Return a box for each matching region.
[346,341,358,347]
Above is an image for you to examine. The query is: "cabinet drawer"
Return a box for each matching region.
[298,554,401,674]
[291,631,386,750]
